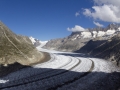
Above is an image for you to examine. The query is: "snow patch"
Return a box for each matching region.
[106,30,115,35]
[29,37,36,44]
[81,31,92,38]
[118,27,120,31]
[97,31,105,37]
[92,31,97,38]
[72,34,79,41]
[72,37,77,41]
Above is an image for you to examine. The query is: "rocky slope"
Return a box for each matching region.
[43,23,120,52]
[0,22,46,66]
[76,33,120,66]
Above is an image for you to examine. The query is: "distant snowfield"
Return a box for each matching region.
[0,47,119,90]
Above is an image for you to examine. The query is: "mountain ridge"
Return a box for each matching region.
[42,23,120,66]
[43,23,120,52]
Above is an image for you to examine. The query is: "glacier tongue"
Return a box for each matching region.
[39,41,48,48]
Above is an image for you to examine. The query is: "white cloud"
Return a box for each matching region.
[93,21,104,27]
[83,0,120,23]
[67,25,86,32]
[94,0,120,6]
[75,12,80,17]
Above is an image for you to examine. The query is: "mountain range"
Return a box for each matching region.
[1,21,119,66]
[42,23,120,66]
[43,23,120,51]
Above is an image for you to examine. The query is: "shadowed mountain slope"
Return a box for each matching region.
[76,33,120,66]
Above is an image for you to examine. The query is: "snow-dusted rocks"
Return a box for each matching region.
[97,31,106,37]
[92,31,97,38]
[29,37,36,44]
[81,31,92,38]
[106,29,116,35]
[43,24,120,52]
[29,36,48,47]
[118,27,120,31]
[73,29,117,39]
[71,34,80,41]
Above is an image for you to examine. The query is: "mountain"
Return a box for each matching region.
[0,21,46,66]
[76,33,120,66]
[43,23,120,52]
[29,37,48,48]
[43,23,120,66]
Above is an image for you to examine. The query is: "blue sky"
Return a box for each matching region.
[0,0,119,40]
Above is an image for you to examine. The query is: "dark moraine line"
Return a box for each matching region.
[12,56,73,84]
[0,58,81,89]
[0,55,71,88]
[48,59,94,90]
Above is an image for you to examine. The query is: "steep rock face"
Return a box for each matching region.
[0,22,44,66]
[43,24,120,52]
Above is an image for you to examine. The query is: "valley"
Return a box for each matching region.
[1,0,120,89]
[0,47,119,90]
[0,21,119,90]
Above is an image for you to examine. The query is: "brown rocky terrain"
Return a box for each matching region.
[0,21,50,67]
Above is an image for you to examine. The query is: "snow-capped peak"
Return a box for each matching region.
[70,29,118,40]
[29,37,48,47]
[29,36,36,44]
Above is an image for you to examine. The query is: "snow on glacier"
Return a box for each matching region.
[0,80,9,83]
